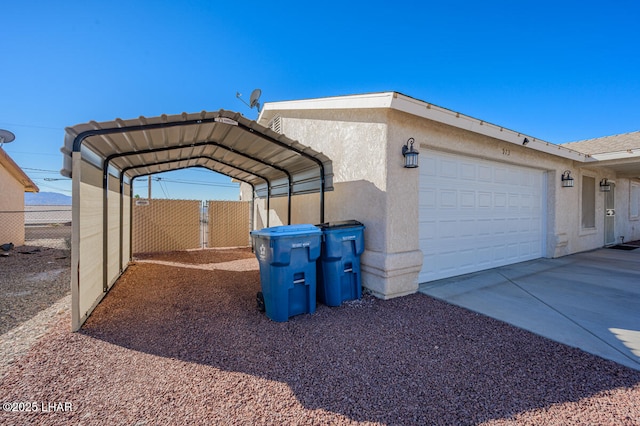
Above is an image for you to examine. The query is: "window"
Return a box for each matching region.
[582,176,595,228]
[631,182,640,219]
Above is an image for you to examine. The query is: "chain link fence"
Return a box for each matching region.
[0,206,72,250]
[2,200,248,253]
[132,199,250,254]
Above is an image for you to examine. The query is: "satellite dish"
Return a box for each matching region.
[0,129,16,148]
[249,88,262,110]
[235,88,263,112]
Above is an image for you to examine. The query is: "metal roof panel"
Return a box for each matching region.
[61,109,333,197]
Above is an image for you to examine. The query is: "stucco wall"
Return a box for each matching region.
[385,109,637,257]
[251,108,424,298]
[255,108,389,252]
[246,105,640,299]
[0,162,26,245]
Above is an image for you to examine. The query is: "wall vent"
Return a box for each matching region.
[268,116,282,134]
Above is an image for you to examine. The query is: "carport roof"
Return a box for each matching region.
[60,109,333,197]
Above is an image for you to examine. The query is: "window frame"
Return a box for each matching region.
[580,174,597,233]
[631,181,640,220]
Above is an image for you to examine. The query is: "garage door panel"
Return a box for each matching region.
[495,167,508,183]
[478,166,492,181]
[460,163,476,180]
[477,218,492,235]
[494,193,507,207]
[478,192,492,208]
[459,219,476,237]
[419,150,544,283]
[422,157,438,175]
[508,194,520,208]
[507,217,520,232]
[460,191,475,208]
[440,159,458,177]
[439,190,457,208]
[419,189,436,208]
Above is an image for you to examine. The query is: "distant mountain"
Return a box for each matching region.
[25,192,72,206]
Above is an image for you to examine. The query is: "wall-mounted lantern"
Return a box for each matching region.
[561,170,574,187]
[600,178,611,192]
[402,138,419,168]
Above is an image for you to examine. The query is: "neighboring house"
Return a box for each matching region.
[0,148,39,245]
[252,92,640,300]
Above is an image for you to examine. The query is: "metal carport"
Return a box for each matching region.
[60,109,333,331]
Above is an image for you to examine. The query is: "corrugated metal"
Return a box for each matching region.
[61,109,333,197]
[63,109,334,330]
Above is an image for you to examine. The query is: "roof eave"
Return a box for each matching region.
[0,149,39,193]
[260,91,592,164]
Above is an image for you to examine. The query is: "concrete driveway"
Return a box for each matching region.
[419,247,640,371]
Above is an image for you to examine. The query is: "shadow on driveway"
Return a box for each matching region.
[420,248,640,372]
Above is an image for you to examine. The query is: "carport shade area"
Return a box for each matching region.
[60,109,333,331]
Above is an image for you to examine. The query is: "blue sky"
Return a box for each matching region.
[1,0,639,200]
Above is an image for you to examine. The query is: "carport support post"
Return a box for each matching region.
[288,181,292,225]
[129,185,133,262]
[70,151,82,331]
[102,163,109,292]
[236,122,325,223]
[119,176,124,273]
[266,185,271,228]
[250,185,255,235]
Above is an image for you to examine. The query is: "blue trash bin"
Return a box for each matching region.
[250,224,322,322]
[316,220,365,307]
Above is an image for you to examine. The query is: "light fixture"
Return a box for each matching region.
[522,137,529,146]
[561,170,574,187]
[402,137,419,168]
[600,178,611,192]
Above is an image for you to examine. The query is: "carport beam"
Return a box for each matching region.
[237,123,326,223]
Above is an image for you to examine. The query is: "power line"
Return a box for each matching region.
[6,151,63,157]
[156,178,170,198]
[36,182,72,194]
[0,121,63,131]
[23,167,68,174]
[149,177,239,188]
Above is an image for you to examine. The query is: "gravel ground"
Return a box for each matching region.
[1,247,639,425]
[0,246,70,336]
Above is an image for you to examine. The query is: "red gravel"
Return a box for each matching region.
[1,248,639,425]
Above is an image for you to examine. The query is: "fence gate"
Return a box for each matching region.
[132,199,250,254]
[207,200,251,248]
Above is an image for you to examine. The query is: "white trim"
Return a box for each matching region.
[261,92,593,164]
[591,150,640,161]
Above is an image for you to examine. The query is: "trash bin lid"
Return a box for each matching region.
[251,224,321,237]
[315,220,364,230]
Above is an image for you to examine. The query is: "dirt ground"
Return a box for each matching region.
[0,247,639,425]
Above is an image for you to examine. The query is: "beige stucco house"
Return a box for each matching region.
[61,94,640,330]
[248,92,640,300]
[0,148,39,245]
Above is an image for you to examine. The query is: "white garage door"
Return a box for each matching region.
[419,150,545,283]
